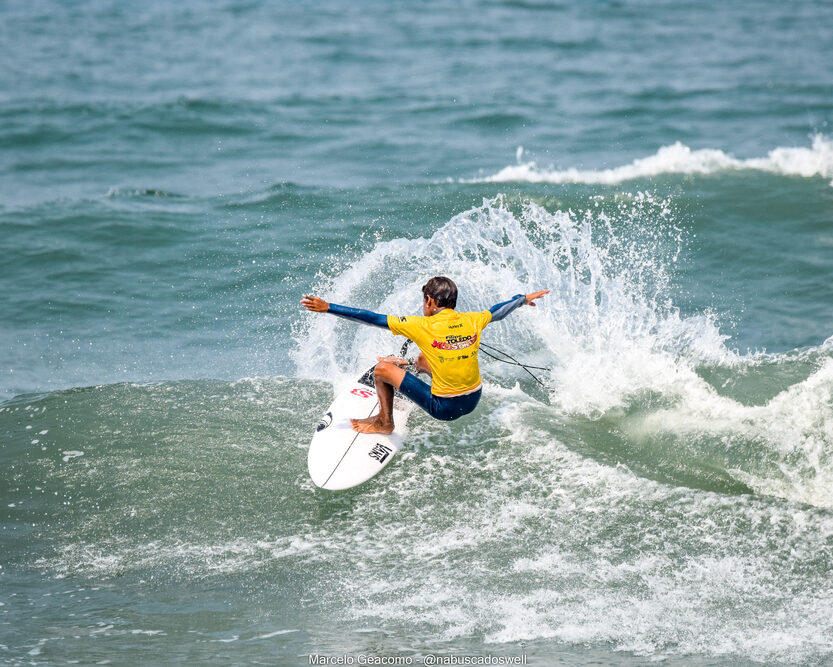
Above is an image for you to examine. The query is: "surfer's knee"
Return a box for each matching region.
[374,361,405,386]
[374,361,396,380]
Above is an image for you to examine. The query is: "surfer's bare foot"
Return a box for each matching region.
[350,415,377,426]
[351,416,394,434]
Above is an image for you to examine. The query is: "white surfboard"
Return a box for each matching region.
[308,348,419,490]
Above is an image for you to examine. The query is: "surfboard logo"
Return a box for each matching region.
[368,443,392,464]
[316,411,333,432]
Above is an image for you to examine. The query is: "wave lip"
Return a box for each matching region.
[475,136,833,186]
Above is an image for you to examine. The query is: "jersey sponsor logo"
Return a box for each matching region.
[398,316,408,322]
[369,443,392,463]
[431,333,478,351]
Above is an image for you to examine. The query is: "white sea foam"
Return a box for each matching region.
[292,193,726,392]
[32,388,833,664]
[340,406,833,664]
[250,629,298,640]
[473,135,833,186]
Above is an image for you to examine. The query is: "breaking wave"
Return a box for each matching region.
[473,136,833,186]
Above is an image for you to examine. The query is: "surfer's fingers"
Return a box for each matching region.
[301,295,327,311]
[377,356,408,366]
[525,289,550,304]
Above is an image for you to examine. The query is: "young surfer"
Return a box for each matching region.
[301,277,549,435]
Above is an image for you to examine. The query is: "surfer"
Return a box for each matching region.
[301,277,549,434]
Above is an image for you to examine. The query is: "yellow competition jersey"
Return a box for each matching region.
[387,309,493,396]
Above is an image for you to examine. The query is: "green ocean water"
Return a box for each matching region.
[2,1,833,665]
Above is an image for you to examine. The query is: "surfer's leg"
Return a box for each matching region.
[351,362,405,434]
[397,373,481,421]
[394,371,436,418]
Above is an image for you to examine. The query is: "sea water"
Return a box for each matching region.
[2,1,833,664]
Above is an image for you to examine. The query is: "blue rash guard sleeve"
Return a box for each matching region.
[327,302,389,329]
[489,294,526,322]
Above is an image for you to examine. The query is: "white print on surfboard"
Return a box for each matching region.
[308,343,417,490]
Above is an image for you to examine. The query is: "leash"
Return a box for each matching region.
[479,342,551,387]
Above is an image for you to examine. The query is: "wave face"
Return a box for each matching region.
[289,197,833,662]
[294,196,833,509]
[475,136,833,186]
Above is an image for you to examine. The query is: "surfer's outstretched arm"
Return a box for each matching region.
[489,294,526,322]
[301,295,389,329]
[488,289,550,322]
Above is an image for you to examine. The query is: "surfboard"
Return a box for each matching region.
[308,346,418,490]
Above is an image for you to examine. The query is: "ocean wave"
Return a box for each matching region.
[292,192,725,398]
[293,194,833,509]
[472,135,833,186]
[341,403,833,665]
[7,369,833,664]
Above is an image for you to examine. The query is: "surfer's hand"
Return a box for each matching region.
[301,295,329,312]
[377,356,409,367]
[525,289,550,306]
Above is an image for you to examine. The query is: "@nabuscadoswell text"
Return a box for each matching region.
[308,654,528,665]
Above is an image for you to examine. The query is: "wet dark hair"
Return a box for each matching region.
[422,276,457,309]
